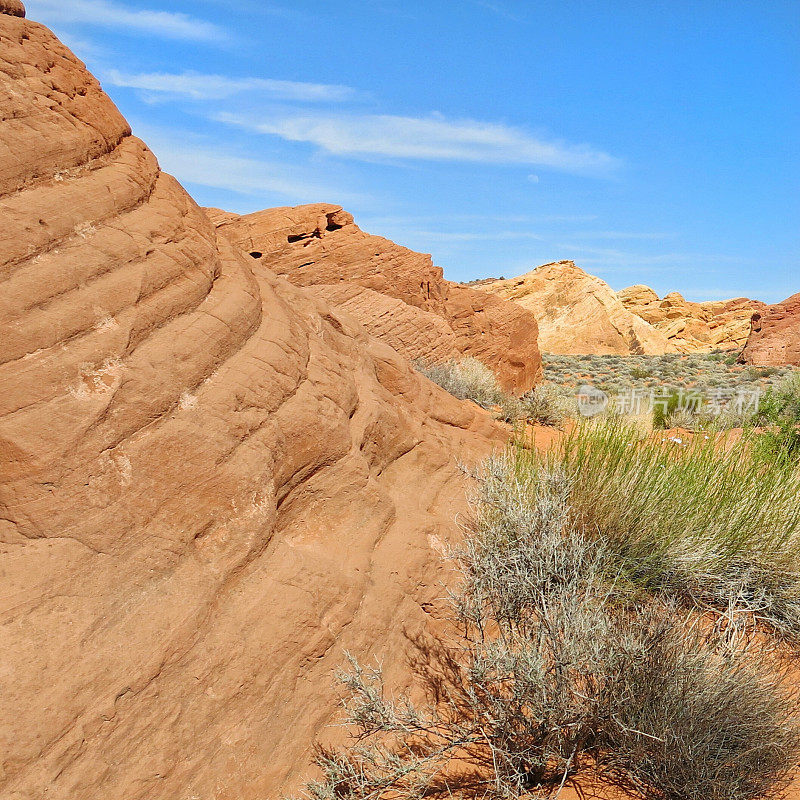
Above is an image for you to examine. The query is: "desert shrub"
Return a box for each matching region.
[604,619,800,799]
[752,372,800,466]
[697,406,755,431]
[652,390,682,428]
[664,405,753,433]
[527,421,800,636]
[519,385,565,427]
[663,408,696,430]
[415,357,504,408]
[495,393,524,424]
[417,358,574,427]
[296,457,800,800]
[545,358,794,427]
[747,366,779,380]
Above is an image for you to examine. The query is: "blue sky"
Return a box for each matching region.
[27,0,799,302]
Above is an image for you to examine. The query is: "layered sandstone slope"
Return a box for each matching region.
[740,292,800,366]
[618,284,765,353]
[206,205,542,392]
[474,261,674,355]
[0,9,506,799]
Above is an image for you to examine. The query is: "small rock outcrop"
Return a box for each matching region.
[0,0,24,18]
[206,205,542,392]
[618,285,765,353]
[740,292,800,366]
[474,261,674,355]
[0,11,508,799]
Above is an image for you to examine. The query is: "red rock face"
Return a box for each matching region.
[206,205,543,392]
[0,10,508,799]
[740,292,800,366]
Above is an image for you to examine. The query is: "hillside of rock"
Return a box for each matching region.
[740,292,800,366]
[205,205,542,392]
[0,8,509,798]
[473,261,674,355]
[618,284,765,353]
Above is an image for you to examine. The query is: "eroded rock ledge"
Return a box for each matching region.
[207,204,543,392]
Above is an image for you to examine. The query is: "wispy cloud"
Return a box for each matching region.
[217,112,621,175]
[135,126,363,204]
[555,243,746,271]
[408,230,542,242]
[26,0,224,41]
[52,31,105,61]
[470,0,520,21]
[103,70,358,102]
[566,231,674,241]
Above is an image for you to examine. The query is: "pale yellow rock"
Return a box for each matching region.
[618,285,765,353]
[476,261,674,355]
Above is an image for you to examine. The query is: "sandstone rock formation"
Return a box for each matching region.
[0,0,24,17]
[618,284,765,353]
[740,292,800,366]
[205,205,542,392]
[0,9,509,798]
[474,261,674,355]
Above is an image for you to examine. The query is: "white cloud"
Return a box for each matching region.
[380,230,542,243]
[470,0,519,20]
[217,112,621,175]
[567,231,673,240]
[135,126,362,204]
[103,70,358,102]
[26,0,223,41]
[554,244,745,270]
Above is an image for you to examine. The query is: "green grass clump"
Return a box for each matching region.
[652,390,683,428]
[753,372,800,466]
[518,421,800,636]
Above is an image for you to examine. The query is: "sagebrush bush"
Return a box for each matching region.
[415,357,504,408]
[416,358,569,427]
[663,408,696,430]
[295,455,800,800]
[519,385,565,426]
[540,353,794,409]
